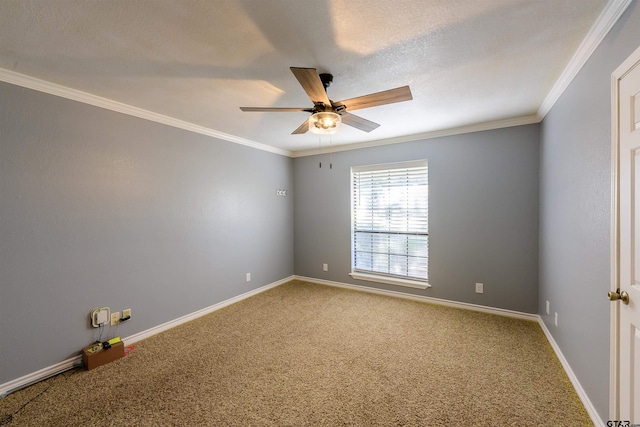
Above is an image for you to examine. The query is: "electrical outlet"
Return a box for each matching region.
[546,301,550,315]
[475,283,483,294]
[122,308,131,320]
[111,312,120,326]
[323,263,328,272]
[555,312,558,327]
[246,272,251,282]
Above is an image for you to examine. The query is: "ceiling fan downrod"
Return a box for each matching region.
[319,73,333,92]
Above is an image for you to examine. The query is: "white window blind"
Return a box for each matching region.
[351,160,428,283]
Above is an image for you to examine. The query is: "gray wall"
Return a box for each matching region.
[294,125,540,313]
[4,5,639,416]
[538,1,640,420]
[0,82,294,384]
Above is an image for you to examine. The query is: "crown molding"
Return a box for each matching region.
[290,114,540,157]
[0,68,293,158]
[537,0,632,119]
[2,0,629,160]
[1,67,539,159]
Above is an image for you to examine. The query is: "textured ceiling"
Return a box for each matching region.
[0,0,610,155]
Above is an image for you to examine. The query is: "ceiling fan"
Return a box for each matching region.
[240,67,412,135]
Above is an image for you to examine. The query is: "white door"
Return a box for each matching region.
[613,46,640,422]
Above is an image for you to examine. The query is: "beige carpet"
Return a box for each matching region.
[0,280,593,426]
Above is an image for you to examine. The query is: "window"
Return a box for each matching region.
[350,160,429,289]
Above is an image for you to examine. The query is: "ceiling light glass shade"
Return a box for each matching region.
[309,112,341,134]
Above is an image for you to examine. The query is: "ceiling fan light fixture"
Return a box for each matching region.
[309,111,341,134]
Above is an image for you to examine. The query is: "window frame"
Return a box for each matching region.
[349,160,430,290]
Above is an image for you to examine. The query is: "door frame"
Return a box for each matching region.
[610,44,640,420]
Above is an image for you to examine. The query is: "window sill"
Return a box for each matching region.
[349,272,431,290]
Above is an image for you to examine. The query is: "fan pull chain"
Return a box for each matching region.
[329,134,333,169]
[316,134,333,170]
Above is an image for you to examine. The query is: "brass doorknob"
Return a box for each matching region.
[608,289,630,305]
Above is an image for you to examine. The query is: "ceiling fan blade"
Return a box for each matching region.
[291,118,309,134]
[335,86,412,112]
[291,119,309,135]
[290,67,331,106]
[240,107,312,112]
[340,112,380,133]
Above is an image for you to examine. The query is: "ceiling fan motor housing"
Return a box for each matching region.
[319,73,333,90]
[239,67,412,134]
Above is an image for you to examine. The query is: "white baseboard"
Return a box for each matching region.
[296,275,604,426]
[0,276,293,398]
[0,356,83,399]
[537,318,605,427]
[1,273,605,427]
[294,275,538,321]
[122,276,292,346]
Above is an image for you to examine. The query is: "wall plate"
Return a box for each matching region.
[91,307,110,328]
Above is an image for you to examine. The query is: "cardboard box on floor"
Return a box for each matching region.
[82,341,124,370]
